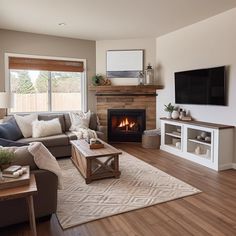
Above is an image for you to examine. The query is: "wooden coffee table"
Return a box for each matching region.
[70,139,122,184]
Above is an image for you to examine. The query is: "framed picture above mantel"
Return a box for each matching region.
[106,49,144,78]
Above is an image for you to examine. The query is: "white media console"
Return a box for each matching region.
[160,118,234,171]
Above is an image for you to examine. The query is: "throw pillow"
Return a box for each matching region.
[14,113,38,138]
[32,118,62,138]
[69,110,91,131]
[0,118,23,141]
[0,145,37,170]
[38,114,66,133]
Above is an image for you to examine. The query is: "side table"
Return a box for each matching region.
[0,174,38,236]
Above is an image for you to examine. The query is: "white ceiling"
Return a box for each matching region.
[0,0,236,41]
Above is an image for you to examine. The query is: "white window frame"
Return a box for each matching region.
[5,53,88,114]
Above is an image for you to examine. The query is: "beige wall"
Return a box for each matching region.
[156,8,236,162]
[0,29,96,111]
[96,38,157,85]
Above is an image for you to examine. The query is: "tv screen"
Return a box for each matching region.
[175,66,226,105]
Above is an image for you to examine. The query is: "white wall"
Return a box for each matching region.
[96,38,156,85]
[156,8,236,162]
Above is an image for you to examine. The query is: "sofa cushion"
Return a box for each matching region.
[0,138,27,147]
[18,134,69,147]
[14,113,38,138]
[0,118,23,141]
[32,118,62,138]
[38,114,66,132]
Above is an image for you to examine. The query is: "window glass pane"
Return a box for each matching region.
[10,70,49,112]
[51,72,81,111]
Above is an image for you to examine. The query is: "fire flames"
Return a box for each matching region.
[118,118,136,129]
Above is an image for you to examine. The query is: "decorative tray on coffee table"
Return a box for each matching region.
[85,139,105,149]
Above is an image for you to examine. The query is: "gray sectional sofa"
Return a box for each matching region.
[3,112,106,158]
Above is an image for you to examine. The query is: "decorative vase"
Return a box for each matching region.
[201,132,207,139]
[144,64,154,85]
[166,112,172,119]
[138,71,145,85]
[171,110,179,119]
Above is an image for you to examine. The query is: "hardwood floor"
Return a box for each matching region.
[1,143,236,236]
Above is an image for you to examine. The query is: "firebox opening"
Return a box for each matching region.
[112,116,141,133]
[108,109,146,142]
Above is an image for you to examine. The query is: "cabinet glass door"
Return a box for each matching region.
[186,127,213,162]
[164,123,182,150]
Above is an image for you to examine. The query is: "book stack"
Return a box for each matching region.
[2,165,27,178]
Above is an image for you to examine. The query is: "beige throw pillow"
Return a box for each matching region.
[32,118,62,138]
[69,110,91,131]
[14,113,38,138]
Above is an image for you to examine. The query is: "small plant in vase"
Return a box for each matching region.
[0,150,15,180]
[164,103,175,119]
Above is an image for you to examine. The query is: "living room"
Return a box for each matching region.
[0,0,236,235]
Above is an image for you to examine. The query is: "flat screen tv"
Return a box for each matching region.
[175,66,226,106]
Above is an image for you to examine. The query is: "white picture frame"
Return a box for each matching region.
[106,50,144,78]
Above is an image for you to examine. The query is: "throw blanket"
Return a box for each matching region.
[28,142,63,189]
[72,128,97,140]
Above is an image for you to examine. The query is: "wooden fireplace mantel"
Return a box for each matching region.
[89,85,164,93]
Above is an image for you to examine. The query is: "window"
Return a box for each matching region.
[8,56,86,113]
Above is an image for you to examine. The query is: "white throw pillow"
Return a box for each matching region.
[32,118,62,138]
[69,110,91,131]
[14,113,38,138]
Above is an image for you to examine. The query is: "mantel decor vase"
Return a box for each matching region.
[138,71,145,85]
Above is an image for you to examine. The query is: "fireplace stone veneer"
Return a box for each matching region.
[108,109,146,142]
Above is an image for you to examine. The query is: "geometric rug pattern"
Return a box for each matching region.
[56,151,201,229]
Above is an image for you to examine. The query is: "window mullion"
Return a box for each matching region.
[48,71,52,112]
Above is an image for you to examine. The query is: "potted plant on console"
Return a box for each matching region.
[164,103,179,119]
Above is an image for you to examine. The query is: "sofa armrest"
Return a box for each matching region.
[31,169,58,216]
[97,125,107,141]
[97,125,107,134]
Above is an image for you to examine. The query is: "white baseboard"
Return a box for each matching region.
[219,163,233,171]
[219,163,236,170]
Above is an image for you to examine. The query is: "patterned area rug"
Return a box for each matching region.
[56,151,201,229]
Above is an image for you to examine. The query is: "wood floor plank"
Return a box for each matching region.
[1,143,236,236]
[153,203,212,236]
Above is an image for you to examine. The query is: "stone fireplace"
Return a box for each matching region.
[108,109,146,142]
